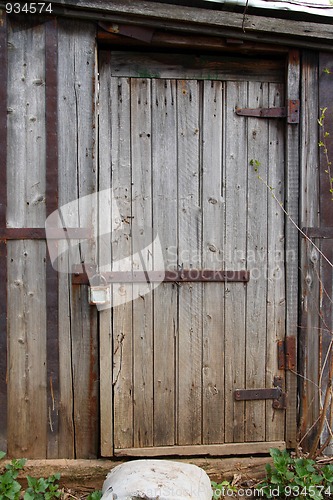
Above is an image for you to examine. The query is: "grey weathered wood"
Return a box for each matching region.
[224,81,248,444]
[110,52,284,83]
[285,50,300,449]
[152,79,178,447]
[7,242,47,457]
[245,81,268,443]
[7,20,48,458]
[47,0,333,48]
[265,82,286,442]
[114,441,286,457]
[177,79,202,445]
[110,76,134,450]
[57,19,98,458]
[98,51,113,457]
[299,51,320,449]
[202,80,225,445]
[131,78,154,448]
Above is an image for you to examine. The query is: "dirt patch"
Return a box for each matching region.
[3,456,271,498]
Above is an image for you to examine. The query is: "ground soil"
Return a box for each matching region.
[8,456,272,498]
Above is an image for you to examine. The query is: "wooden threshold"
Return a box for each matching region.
[114,441,286,457]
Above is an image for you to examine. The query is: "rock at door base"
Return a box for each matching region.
[101,459,212,499]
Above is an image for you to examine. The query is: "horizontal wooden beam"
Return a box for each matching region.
[97,30,290,55]
[302,227,333,239]
[72,269,250,284]
[37,0,333,50]
[114,441,286,457]
[0,228,91,240]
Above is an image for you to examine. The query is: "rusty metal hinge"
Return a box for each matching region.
[235,99,299,124]
[234,376,286,410]
[278,337,296,371]
[302,227,333,239]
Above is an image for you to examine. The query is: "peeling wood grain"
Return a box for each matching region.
[152,79,178,447]
[285,49,300,449]
[177,79,202,446]
[45,17,60,460]
[7,20,48,458]
[265,82,286,442]
[202,80,225,445]
[57,19,98,458]
[224,81,247,444]
[299,51,320,449]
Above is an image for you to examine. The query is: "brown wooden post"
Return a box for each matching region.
[45,18,60,459]
[318,52,333,452]
[0,10,7,453]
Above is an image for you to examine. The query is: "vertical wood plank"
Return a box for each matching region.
[224,81,247,443]
[131,78,154,448]
[110,76,133,450]
[265,82,286,442]
[202,80,225,444]
[98,51,113,457]
[7,20,47,458]
[45,18,60,459]
[177,79,202,445]
[299,51,320,449]
[245,81,269,443]
[0,11,8,453]
[152,79,178,446]
[285,49,300,449]
[318,52,333,453]
[58,20,98,458]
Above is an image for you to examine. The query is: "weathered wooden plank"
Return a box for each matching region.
[110,76,133,450]
[114,441,286,457]
[7,20,48,458]
[0,10,7,453]
[285,49,300,449]
[45,18,60,460]
[49,0,333,46]
[224,81,247,443]
[98,30,290,56]
[152,79,178,446]
[98,51,113,457]
[177,79,202,446]
[202,80,225,445]
[244,81,269,443]
[131,78,154,448]
[110,52,284,83]
[7,241,47,457]
[265,82,286,442]
[298,51,320,450]
[57,20,98,458]
[318,52,333,454]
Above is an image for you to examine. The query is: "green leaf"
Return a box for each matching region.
[87,491,103,500]
[0,451,6,461]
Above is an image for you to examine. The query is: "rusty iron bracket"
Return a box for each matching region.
[302,227,333,239]
[234,376,286,410]
[278,337,296,371]
[235,99,299,124]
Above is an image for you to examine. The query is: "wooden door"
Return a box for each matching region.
[98,51,297,456]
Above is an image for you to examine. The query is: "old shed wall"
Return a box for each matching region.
[0,8,331,458]
[1,16,99,459]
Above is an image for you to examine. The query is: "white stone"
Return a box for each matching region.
[101,459,213,500]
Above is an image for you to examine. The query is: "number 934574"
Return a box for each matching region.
[6,3,53,14]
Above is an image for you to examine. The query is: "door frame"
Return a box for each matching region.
[96,43,300,457]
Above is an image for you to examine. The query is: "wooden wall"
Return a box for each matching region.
[0,10,331,458]
[299,51,333,453]
[1,16,99,458]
